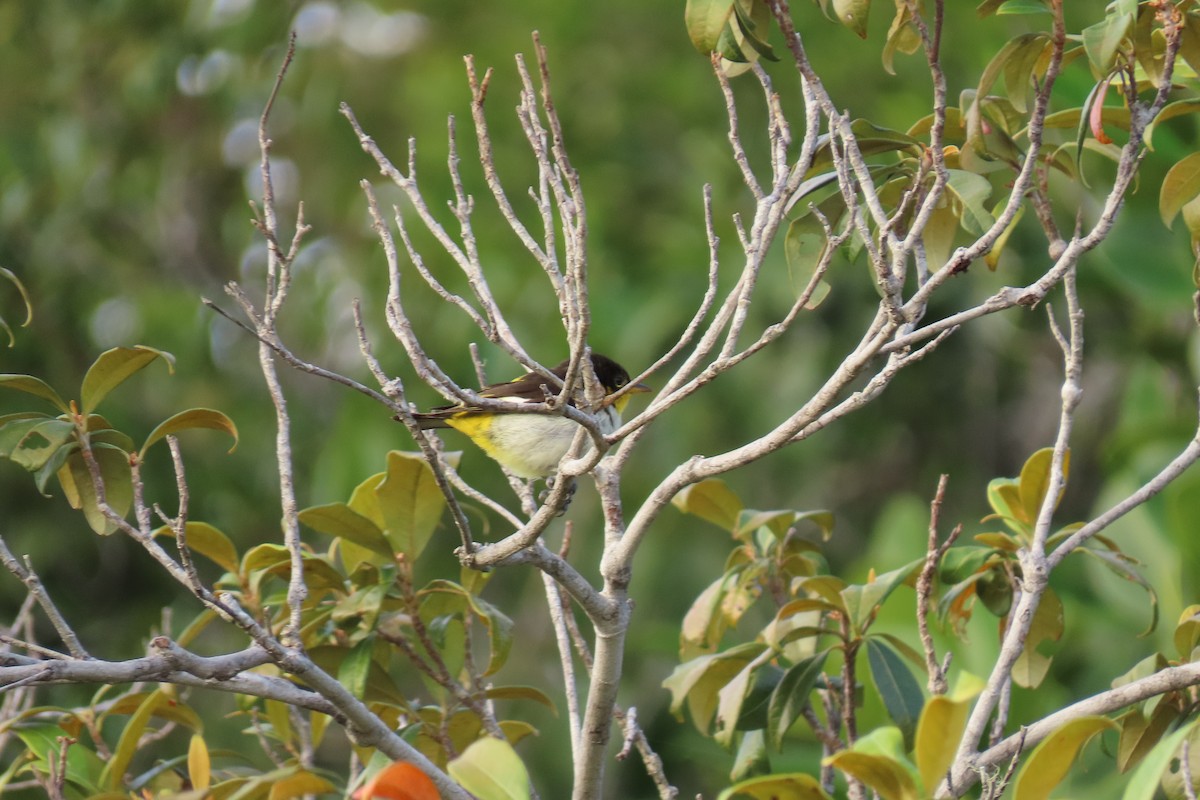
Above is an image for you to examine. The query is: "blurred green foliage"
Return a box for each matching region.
[2,0,1200,797]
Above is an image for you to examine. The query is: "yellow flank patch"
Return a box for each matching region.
[444,414,494,440]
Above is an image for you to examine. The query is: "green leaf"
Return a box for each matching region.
[14,722,106,792]
[731,728,770,782]
[299,502,393,560]
[0,417,72,470]
[714,658,768,745]
[1003,35,1051,112]
[1014,716,1118,800]
[338,637,376,700]
[881,3,921,75]
[101,690,167,789]
[1076,546,1158,636]
[57,444,132,535]
[841,559,922,631]
[420,580,515,676]
[984,199,1024,270]
[832,0,870,39]
[1175,605,1200,660]
[0,268,32,347]
[376,450,447,561]
[80,345,175,415]
[732,0,777,62]
[663,643,768,734]
[767,649,831,750]
[685,0,736,54]
[1160,152,1200,229]
[825,728,920,800]
[915,695,972,791]
[1146,101,1200,151]
[1123,718,1200,800]
[944,170,995,236]
[1116,702,1180,773]
[866,638,925,748]
[448,737,532,800]
[0,374,70,413]
[140,408,238,457]
[153,522,240,574]
[1012,587,1064,689]
[974,34,1049,117]
[673,478,744,533]
[484,685,558,714]
[717,773,832,800]
[1082,13,1134,75]
[1017,446,1068,525]
[811,122,922,174]
[266,770,337,800]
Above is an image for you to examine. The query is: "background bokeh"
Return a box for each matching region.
[2,1,1200,797]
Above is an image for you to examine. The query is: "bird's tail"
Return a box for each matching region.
[403,410,454,429]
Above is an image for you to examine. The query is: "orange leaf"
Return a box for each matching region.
[1090,79,1114,145]
[354,761,440,800]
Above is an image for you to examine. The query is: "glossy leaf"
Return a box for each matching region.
[1147,100,1200,151]
[944,170,995,236]
[1076,546,1158,636]
[354,761,439,800]
[685,0,736,54]
[57,444,132,535]
[1116,702,1180,773]
[0,374,69,413]
[682,574,735,657]
[663,643,768,734]
[448,737,532,800]
[1012,587,1063,689]
[716,773,832,800]
[915,695,971,791]
[866,638,924,747]
[736,509,835,541]
[101,690,168,789]
[767,649,831,750]
[187,734,211,792]
[80,345,174,415]
[0,268,32,347]
[832,0,870,38]
[376,450,448,561]
[984,200,1023,270]
[1124,718,1200,800]
[1017,446,1068,525]
[1082,13,1134,75]
[731,729,770,783]
[1175,605,1200,659]
[420,580,514,676]
[841,559,922,631]
[300,502,394,560]
[1,417,73,471]
[714,657,769,746]
[673,478,743,533]
[484,685,558,714]
[153,522,240,574]
[140,408,239,457]
[268,771,338,800]
[1013,716,1117,800]
[339,637,376,700]
[14,723,106,793]
[1161,152,1200,229]
[825,729,920,800]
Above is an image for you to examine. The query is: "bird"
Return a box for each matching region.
[409,354,649,480]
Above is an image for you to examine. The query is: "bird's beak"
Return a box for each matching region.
[601,382,651,409]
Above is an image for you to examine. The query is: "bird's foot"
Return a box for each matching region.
[539,476,578,516]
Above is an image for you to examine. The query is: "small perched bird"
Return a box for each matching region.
[410,354,649,479]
